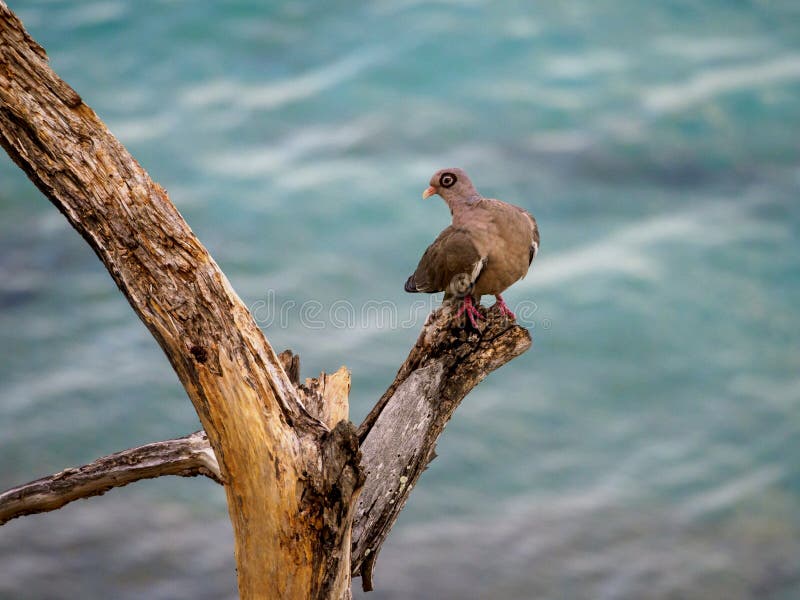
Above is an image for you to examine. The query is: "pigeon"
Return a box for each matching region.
[404,168,539,327]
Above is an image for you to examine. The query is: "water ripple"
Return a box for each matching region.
[643,55,800,113]
[180,47,393,111]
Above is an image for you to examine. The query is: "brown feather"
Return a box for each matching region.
[407,168,540,302]
[462,199,537,297]
[406,227,482,294]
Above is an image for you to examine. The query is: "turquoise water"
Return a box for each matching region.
[2,1,800,598]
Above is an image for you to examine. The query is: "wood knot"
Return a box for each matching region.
[190,345,208,364]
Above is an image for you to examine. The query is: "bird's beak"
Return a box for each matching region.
[422,186,436,199]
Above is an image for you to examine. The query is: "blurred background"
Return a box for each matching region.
[1,0,799,598]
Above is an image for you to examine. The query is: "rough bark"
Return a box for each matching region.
[0,4,361,598]
[0,308,530,594]
[0,4,532,598]
[351,306,531,590]
[0,431,220,526]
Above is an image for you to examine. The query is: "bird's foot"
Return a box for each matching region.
[456,295,483,328]
[493,295,516,320]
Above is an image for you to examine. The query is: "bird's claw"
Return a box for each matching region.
[493,295,516,320]
[457,296,483,328]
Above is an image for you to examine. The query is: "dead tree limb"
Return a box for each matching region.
[0,4,361,598]
[0,354,352,525]
[351,307,531,590]
[0,311,529,593]
[0,3,531,597]
[0,431,220,526]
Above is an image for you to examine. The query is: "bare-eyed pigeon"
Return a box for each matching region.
[404,168,539,326]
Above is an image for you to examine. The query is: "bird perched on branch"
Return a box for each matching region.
[404,168,539,327]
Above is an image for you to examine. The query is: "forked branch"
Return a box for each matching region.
[0,307,531,593]
[0,3,531,597]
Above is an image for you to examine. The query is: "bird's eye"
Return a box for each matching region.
[439,172,457,188]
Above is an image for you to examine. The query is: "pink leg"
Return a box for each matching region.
[456,295,483,328]
[493,294,516,319]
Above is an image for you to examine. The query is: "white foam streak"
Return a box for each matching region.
[181,48,390,111]
[61,1,127,28]
[521,212,705,290]
[545,51,629,79]
[678,466,784,519]
[204,118,379,177]
[653,36,771,61]
[109,114,174,143]
[520,199,776,291]
[643,55,800,113]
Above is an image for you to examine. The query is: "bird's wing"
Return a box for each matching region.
[526,211,540,265]
[505,204,539,266]
[405,226,485,294]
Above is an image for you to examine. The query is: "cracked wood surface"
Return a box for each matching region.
[1,311,531,595]
[0,3,532,597]
[351,306,531,590]
[0,4,362,598]
[0,431,221,526]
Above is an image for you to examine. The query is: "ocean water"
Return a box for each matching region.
[1,0,800,598]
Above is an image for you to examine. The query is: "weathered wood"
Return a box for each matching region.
[279,348,350,429]
[0,307,530,596]
[0,358,360,599]
[0,431,220,526]
[279,349,302,386]
[0,4,532,597]
[303,367,352,430]
[0,4,361,598]
[352,305,531,590]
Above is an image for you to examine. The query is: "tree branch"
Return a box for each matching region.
[352,305,531,590]
[0,431,220,526]
[0,350,353,526]
[0,5,361,597]
[0,4,531,597]
[0,307,530,594]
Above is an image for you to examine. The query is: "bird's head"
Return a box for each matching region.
[422,168,479,203]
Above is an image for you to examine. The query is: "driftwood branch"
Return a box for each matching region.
[0,4,361,597]
[0,4,532,597]
[0,350,353,522]
[0,431,220,526]
[1,312,528,592]
[352,305,531,590]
